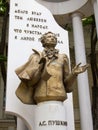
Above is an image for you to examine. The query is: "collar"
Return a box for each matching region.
[43,48,59,59]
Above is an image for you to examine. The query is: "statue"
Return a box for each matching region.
[15,32,89,104]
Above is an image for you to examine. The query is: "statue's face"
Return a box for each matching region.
[44,33,57,47]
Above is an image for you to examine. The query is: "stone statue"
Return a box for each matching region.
[15,32,89,104]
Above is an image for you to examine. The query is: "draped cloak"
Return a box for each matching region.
[15,49,71,104]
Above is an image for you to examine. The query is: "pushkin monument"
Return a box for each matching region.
[6,0,91,130]
[15,31,89,104]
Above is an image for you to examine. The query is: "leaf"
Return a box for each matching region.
[0,55,7,61]
[0,0,8,15]
[82,15,95,26]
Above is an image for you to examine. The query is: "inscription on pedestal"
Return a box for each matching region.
[39,120,67,126]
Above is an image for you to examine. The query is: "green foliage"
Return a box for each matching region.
[82,15,95,26]
[0,0,8,15]
[0,55,7,61]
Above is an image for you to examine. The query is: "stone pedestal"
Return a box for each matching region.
[34,101,67,130]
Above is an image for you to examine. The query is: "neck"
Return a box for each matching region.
[43,47,59,60]
[45,46,55,50]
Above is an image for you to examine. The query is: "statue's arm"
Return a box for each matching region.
[63,55,76,92]
[64,71,77,93]
[63,55,89,93]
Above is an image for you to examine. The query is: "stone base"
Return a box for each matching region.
[34,101,67,130]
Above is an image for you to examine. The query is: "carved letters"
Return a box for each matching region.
[13,2,63,44]
[39,120,67,126]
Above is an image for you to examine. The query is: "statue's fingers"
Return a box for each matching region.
[73,62,81,70]
[77,62,82,67]
[83,64,89,69]
[81,64,89,72]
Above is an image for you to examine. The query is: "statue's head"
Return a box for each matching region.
[40,32,57,48]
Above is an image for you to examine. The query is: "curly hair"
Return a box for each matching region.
[39,32,57,47]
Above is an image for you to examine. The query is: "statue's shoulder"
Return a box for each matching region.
[32,49,41,55]
[59,53,68,59]
[29,49,42,60]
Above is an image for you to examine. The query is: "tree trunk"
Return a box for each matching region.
[90,17,98,130]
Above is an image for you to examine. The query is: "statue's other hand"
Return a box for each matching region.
[72,63,89,75]
[39,57,47,71]
[39,57,46,64]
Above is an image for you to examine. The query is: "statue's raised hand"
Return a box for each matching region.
[72,63,89,76]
